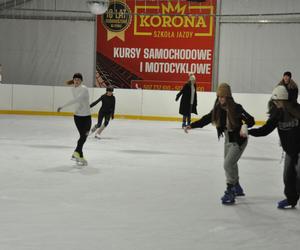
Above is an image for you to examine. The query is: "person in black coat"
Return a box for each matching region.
[90,86,116,138]
[185,83,255,205]
[248,85,300,209]
[278,71,298,104]
[176,73,198,128]
[268,71,298,117]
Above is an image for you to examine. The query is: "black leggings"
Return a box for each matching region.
[97,111,111,127]
[74,115,91,157]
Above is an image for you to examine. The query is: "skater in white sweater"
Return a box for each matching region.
[57,73,91,165]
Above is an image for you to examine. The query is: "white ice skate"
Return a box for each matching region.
[71,151,88,166]
[76,157,88,166]
[94,125,105,139]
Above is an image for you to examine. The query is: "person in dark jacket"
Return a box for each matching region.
[248,85,300,209]
[278,71,298,104]
[268,71,298,117]
[176,73,198,128]
[185,83,255,205]
[90,86,116,139]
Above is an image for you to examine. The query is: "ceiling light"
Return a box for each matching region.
[87,0,109,15]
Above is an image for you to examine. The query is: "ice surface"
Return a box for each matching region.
[0,115,299,250]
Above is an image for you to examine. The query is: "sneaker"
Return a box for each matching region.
[71,151,80,161]
[221,189,235,205]
[95,134,101,139]
[233,182,245,196]
[277,199,296,209]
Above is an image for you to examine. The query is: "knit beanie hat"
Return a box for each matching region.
[217,83,232,97]
[271,85,288,100]
[283,71,292,78]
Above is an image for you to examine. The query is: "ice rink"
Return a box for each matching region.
[0,115,299,250]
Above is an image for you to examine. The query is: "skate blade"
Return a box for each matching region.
[76,159,88,166]
[76,162,88,167]
[71,157,87,166]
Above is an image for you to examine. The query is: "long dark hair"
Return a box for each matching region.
[212,97,239,129]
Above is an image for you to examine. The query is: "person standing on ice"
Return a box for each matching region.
[269,71,299,114]
[248,85,300,209]
[89,86,115,139]
[185,83,255,205]
[57,73,91,165]
[277,71,298,104]
[175,73,198,128]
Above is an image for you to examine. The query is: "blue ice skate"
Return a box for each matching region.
[233,182,245,196]
[221,189,235,205]
[277,199,296,209]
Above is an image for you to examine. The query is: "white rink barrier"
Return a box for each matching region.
[0,83,289,123]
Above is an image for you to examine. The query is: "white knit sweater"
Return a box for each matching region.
[61,84,91,116]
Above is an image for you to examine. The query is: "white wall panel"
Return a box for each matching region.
[21,0,90,11]
[233,93,269,121]
[21,0,56,9]
[55,0,91,11]
[142,90,178,117]
[113,89,143,116]
[218,23,300,94]
[196,92,217,116]
[221,0,300,15]
[53,86,75,112]
[0,84,13,110]
[0,19,94,87]
[2,85,298,123]
[12,84,53,111]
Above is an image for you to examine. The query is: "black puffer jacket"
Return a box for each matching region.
[249,105,300,156]
[191,103,255,146]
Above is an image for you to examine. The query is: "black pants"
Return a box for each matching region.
[283,152,300,205]
[182,105,193,126]
[97,111,111,128]
[182,115,191,126]
[74,115,91,157]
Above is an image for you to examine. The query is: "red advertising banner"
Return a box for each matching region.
[96,0,216,91]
